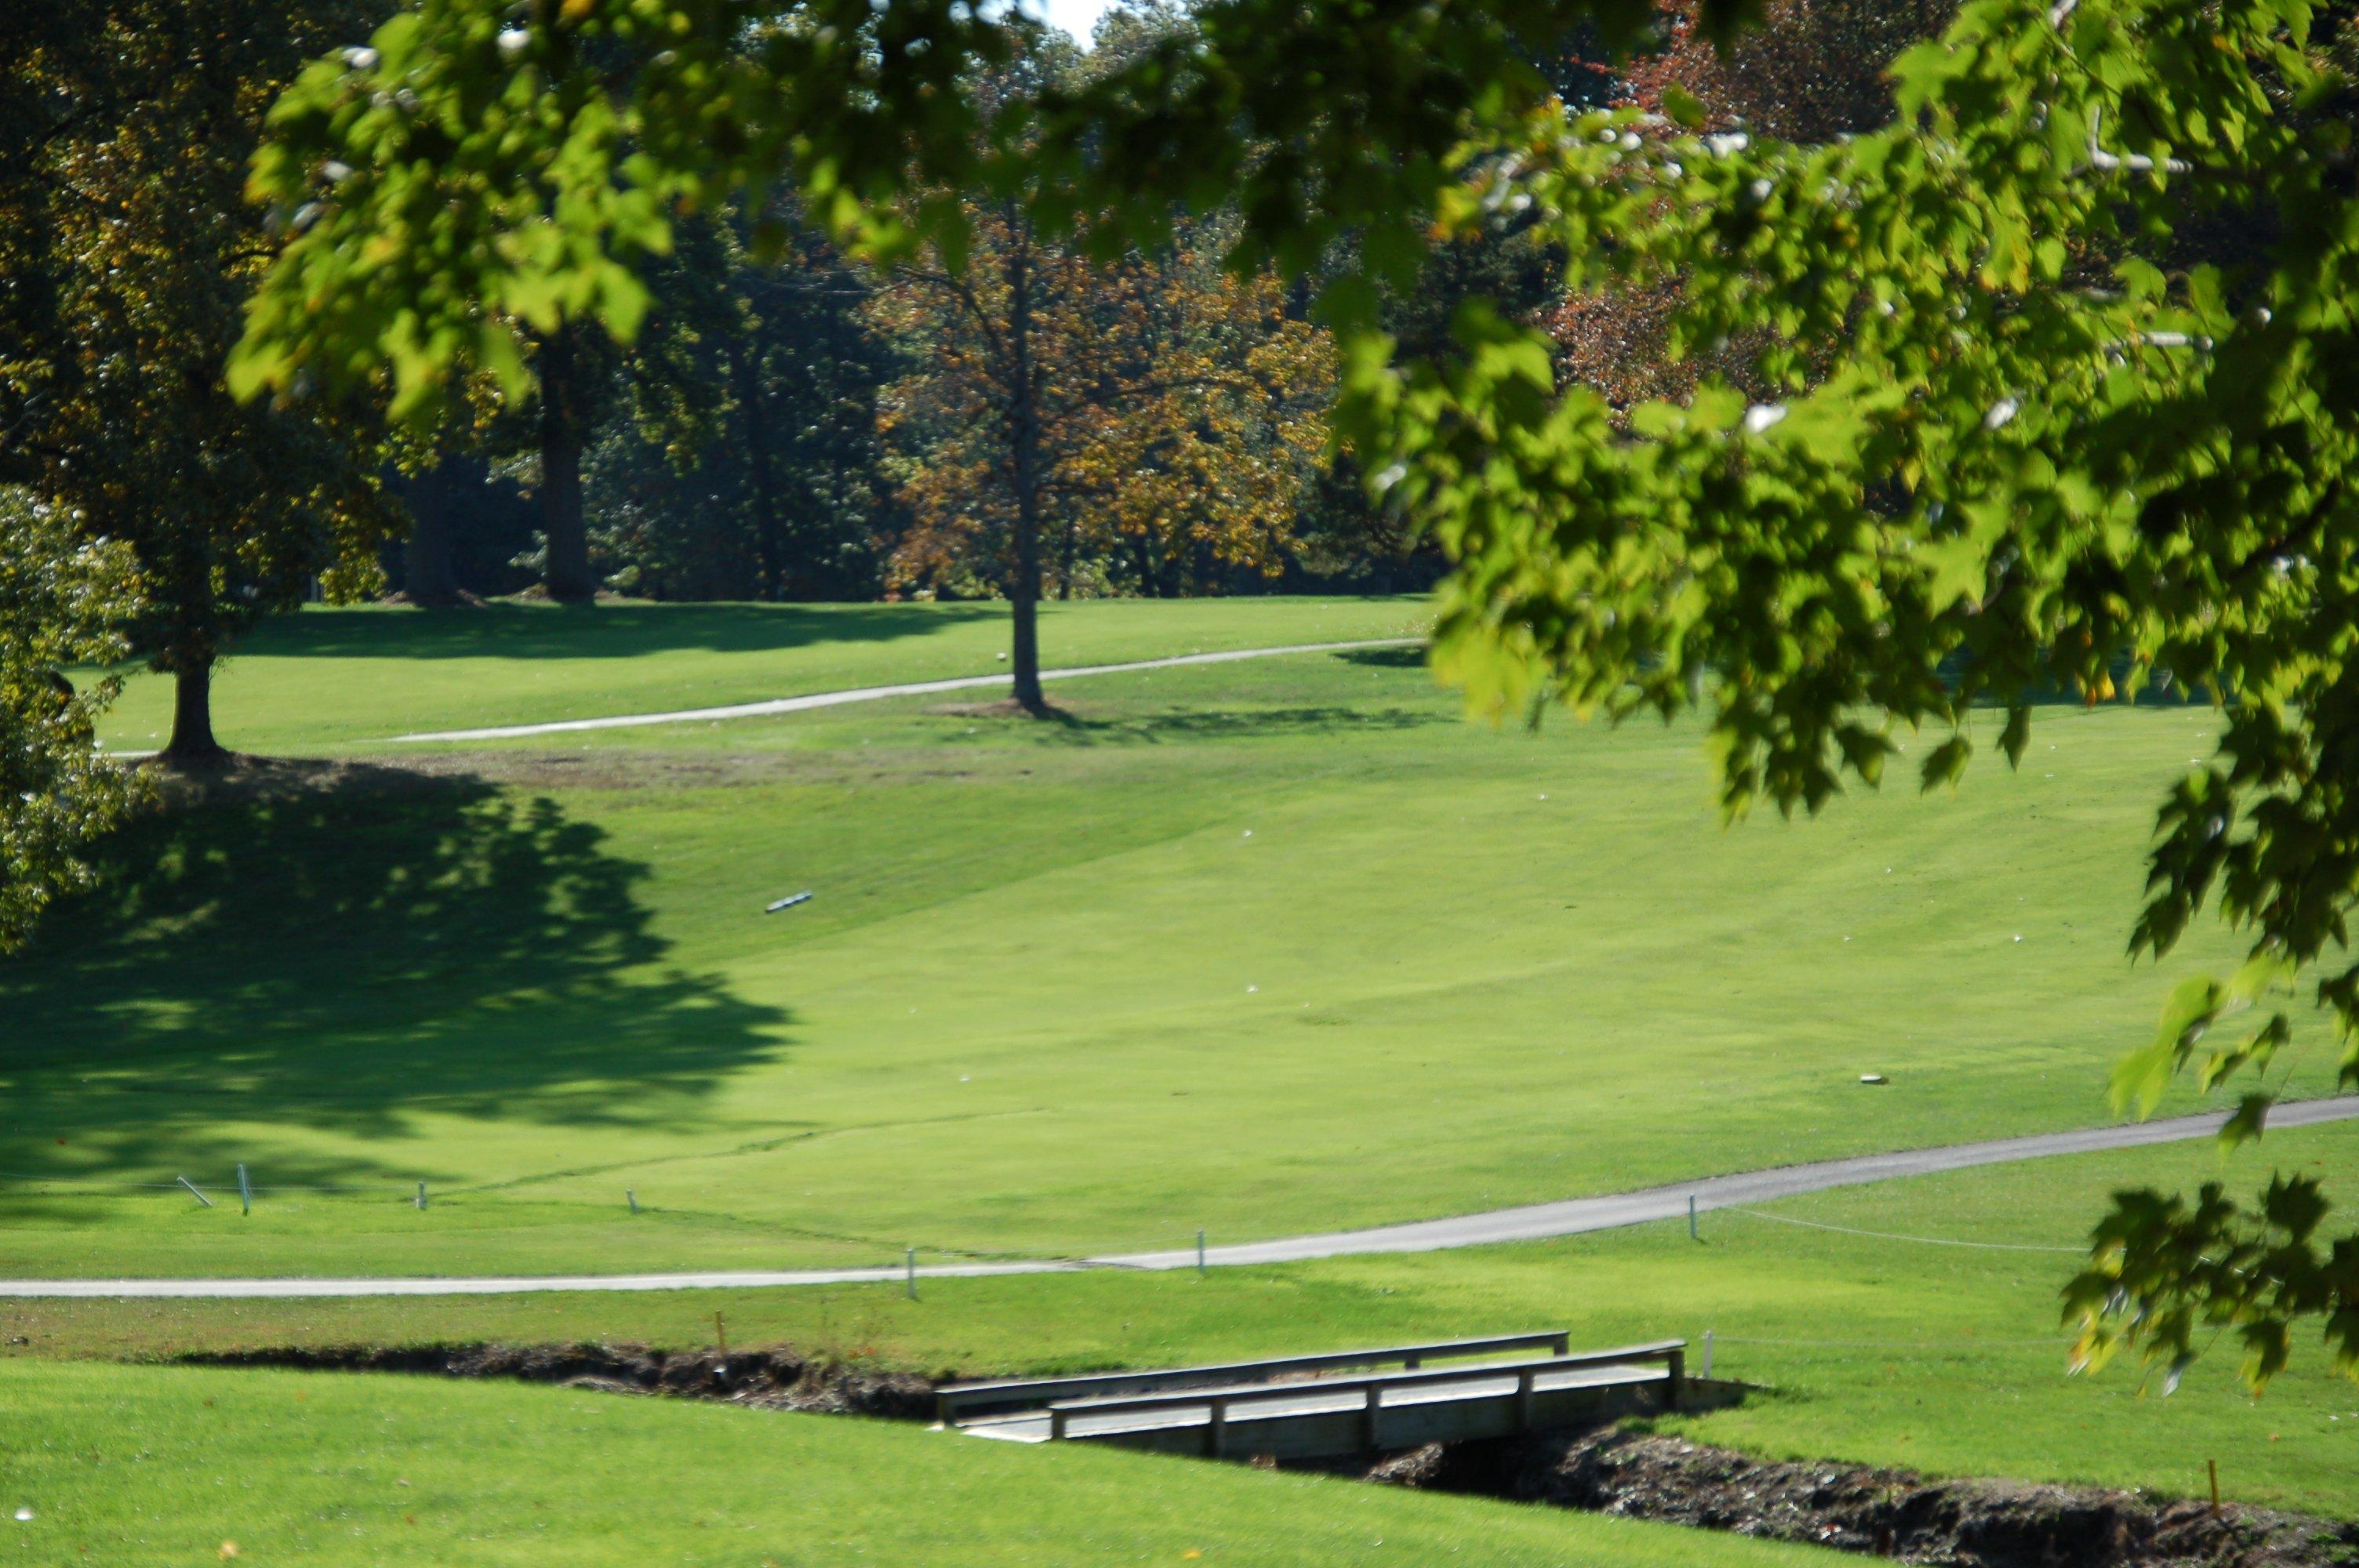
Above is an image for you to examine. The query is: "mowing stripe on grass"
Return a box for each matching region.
[8,1094,2354,1298]
[387,638,1423,742]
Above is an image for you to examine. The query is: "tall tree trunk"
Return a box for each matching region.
[730,339,787,601]
[538,325,596,604]
[1005,235,1048,716]
[402,495,460,606]
[161,655,224,764]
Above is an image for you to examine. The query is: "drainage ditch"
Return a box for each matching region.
[180,1343,2357,1568]
[1362,1429,2358,1568]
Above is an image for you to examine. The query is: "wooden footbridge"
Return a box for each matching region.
[936,1331,1696,1462]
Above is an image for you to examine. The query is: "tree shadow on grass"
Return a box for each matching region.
[0,764,792,1188]
[1335,644,1427,670]
[250,601,1000,661]
[1034,705,1445,746]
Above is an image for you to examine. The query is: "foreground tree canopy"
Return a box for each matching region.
[0,496,142,953]
[236,0,2357,1382]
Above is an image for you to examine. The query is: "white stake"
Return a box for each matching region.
[236,1163,252,1216]
[177,1175,213,1208]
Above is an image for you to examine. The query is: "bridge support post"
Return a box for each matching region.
[1051,1408,1070,1441]
[1516,1367,1536,1432]
[1665,1346,1685,1410]
[1361,1385,1382,1450]
[1206,1398,1227,1458]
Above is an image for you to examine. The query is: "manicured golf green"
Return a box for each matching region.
[4,615,2332,1277]
[13,1125,2357,1519]
[92,596,1428,753]
[0,1357,1844,1568]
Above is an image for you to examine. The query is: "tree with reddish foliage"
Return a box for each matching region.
[1547,1,1956,406]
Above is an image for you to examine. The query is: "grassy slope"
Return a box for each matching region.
[93,597,1427,752]
[5,635,2336,1276]
[0,1359,1840,1568]
[13,1126,2358,1519]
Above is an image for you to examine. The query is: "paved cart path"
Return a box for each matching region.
[10,1096,2355,1298]
[387,638,1425,742]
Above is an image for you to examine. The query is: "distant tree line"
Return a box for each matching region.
[2,0,1929,778]
[0,0,1939,892]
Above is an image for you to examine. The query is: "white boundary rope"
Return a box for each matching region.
[1720,1206,2086,1253]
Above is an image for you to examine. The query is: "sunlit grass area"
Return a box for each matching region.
[2,1357,1852,1568]
[92,595,1427,752]
[6,620,2327,1278]
[13,1120,2355,1519]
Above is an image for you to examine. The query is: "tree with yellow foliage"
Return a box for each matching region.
[873,202,1330,710]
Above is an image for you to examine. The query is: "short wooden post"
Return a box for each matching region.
[1196,1229,1206,1276]
[2208,1459,2220,1515]
[905,1247,918,1301]
[235,1164,251,1215]
[627,1189,638,1214]
[1664,1345,1686,1409]
[415,1181,428,1210]
[1688,1194,1699,1240]
[1702,1329,1714,1378]
[1361,1384,1382,1450]
[1516,1366,1536,1432]
[1205,1397,1227,1458]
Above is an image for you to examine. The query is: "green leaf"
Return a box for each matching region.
[2217,1092,2272,1152]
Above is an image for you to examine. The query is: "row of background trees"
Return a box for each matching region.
[9,0,1525,774]
[6,0,1926,766]
[2,0,1932,855]
[387,14,1479,632]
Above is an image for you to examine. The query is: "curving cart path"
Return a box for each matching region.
[9,1096,2355,1298]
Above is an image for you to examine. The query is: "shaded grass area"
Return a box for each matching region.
[0,1358,1840,1568]
[3,654,2335,1276]
[93,594,1429,752]
[11,1125,2357,1519]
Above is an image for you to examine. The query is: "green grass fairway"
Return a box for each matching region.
[4,615,2337,1277]
[13,1123,2357,1519]
[1,1359,1841,1568]
[93,596,1427,752]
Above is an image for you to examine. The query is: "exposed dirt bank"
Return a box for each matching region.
[1367,1428,2359,1568]
[182,1341,935,1419]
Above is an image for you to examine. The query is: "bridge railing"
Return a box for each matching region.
[1042,1338,1687,1450]
[936,1328,1575,1424]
